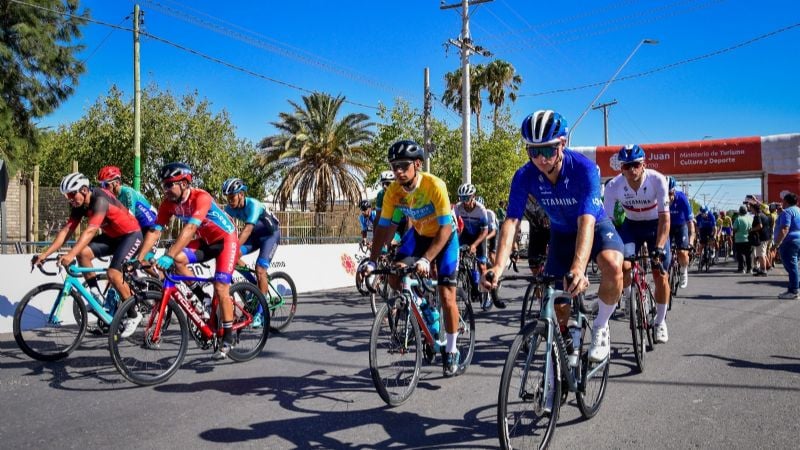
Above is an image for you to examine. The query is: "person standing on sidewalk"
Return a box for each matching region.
[773,192,800,299]
[733,205,753,274]
[748,201,770,276]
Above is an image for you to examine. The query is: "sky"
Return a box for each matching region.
[35,0,800,210]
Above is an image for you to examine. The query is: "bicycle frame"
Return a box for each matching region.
[48,265,114,326]
[400,273,441,350]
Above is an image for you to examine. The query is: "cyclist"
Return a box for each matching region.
[138,162,240,359]
[32,172,143,337]
[358,200,376,248]
[481,197,499,266]
[375,170,409,245]
[96,166,157,232]
[603,144,671,344]
[696,206,718,265]
[717,210,733,257]
[524,194,550,275]
[667,176,694,288]
[358,139,462,377]
[484,110,624,365]
[221,177,281,323]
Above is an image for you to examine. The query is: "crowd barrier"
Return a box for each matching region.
[0,243,362,334]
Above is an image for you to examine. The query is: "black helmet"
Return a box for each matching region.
[159,162,193,183]
[388,140,424,162]
[359,200,371,211]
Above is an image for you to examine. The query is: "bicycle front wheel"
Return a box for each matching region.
[498,320,559,450]
[267,271,297,332]
[520,282,542,329]
[629,287,646,373]
[109,292,188,386]
[576,314,609,418]
[228,282,270,362]
[13,283,87,361]
[369,302,422,406]
[369,273,389,317]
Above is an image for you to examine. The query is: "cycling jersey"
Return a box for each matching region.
[696,212,717,230]
[486,209,498,234]
[603,169,669,222]
[117,185,157,229]
[66,187,140,238]
[455,202,488,237]
[669,190,694,227]
[225,197,279,233]
[717,216,733,228]
[359,210,376,232]
[507,149,606,233]
[379,172,453,238]
[155,188,237,244]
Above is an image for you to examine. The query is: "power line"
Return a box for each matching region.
[520,21,800,98]
[81,15,131,63]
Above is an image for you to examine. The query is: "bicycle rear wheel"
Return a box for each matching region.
[109,292,188,386]
[369,302,422,406]
[454,287,476,374]
[498,321,559,450]
[575,315,609,419]
[228,282,270,362]
[13,283,87,361]
[266,271,297,332]
[629,287,646,373]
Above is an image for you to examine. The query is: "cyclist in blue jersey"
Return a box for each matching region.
[359,200,377,247]
[668,176,695,288]
[696,206,717,263]
[222,178,281,306]
[97,166,157,231]
[484,110,624,366]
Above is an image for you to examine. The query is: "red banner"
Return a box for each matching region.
[595,137,763,178]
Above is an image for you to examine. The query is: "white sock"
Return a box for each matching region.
[655,303,668,325]
[446,332,458,353]
[680,265,688,274]
[622,285,631,298]
[593,301,616,331]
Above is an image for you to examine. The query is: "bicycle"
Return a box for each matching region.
[13,257,159,361]
[667,244,681,310]
[458,245,492,310]
[697,243,713,273]
[108,263,269,386]
[355,244,397,316]
[234,265,297,332]
[718,237,731,263]
[624,255,659,374]
[517,256,547,330]
[497,274,609,450]
[367,265,475,406]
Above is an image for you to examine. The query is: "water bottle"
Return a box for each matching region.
[104,288,119,315]
[567,320,581,367]
[421,300,441,352]
[470,268,480,286]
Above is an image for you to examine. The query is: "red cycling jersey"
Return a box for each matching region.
[66,187,140,238]
[155,188,237,244]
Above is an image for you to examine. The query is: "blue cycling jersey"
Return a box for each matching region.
[696,212,717,230]
[225,197,276,226]
[359,210,376,232]
[669,190,694,226]
[117,185,157,228]
[507,150,606,233]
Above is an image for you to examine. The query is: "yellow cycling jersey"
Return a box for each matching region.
[379,172,452,238]
[717,216,732,228]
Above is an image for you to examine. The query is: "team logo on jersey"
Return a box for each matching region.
[564,177,570,189]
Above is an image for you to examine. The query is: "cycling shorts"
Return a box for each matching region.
[669,223,691,250]
[527,228,550,267]
[620,218,671,271]
[544,219,623,280]
[241,217,281,269]
[182,234,240,284]
[698,229,714,245]
[88,231,143,271]
[721,227,732,236]
[395,229,459,287]
[459,232,487,264]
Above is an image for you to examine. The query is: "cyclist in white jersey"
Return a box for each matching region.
[603,144,671,344]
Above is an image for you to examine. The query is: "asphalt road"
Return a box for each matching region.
[1,258,798,449]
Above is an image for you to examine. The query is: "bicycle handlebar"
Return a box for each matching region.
[31,256,60,276]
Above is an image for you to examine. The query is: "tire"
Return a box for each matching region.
[369,302,421,406]
[498,320,559,450]
[109,291,188,386]
[227,282,270,362]
[13,283,87,361]
[266,272,297,332]
[520,282,542,330]
[575,317,609,419]
[454,287,476,374]
[644,287,656,351]
[369,274,389,317]
[629,287,645,373]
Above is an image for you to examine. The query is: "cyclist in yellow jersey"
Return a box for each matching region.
[717,210,733,257]
[359,140,462,377]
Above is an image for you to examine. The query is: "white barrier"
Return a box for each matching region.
[0,243,362,334]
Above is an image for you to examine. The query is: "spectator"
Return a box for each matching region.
[496,200,507,223]
[733,205,753,273]
[773,192,800,299]
[749,202,770,276]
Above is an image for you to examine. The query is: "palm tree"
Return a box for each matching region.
[259,92,375,212]
[442,64,485,138]
[483,60,522,132]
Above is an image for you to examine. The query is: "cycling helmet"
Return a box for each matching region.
[97,166,122,182]
[60,172,90,194]
[520,110,568,146]
[379,170,395,183]
[769,202,778,212]
[667,176,677,192]
[618,144,645,164]
[457,183,476,197]
[221,177,247,195]
[359,200,371,211]
[159,162,193,183]
[476,196,485,205]
[700,205,709,214]
[387,140,424,162]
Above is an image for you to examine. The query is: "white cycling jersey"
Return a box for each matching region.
[603,169,669,221]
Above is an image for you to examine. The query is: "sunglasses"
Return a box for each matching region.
[99,180,116,189]
[65,191,79,200]
[527,144,559,159]
[390,160,413,172]
[161,181,180,190]
[622,161,643,170]
[459,195,474,202]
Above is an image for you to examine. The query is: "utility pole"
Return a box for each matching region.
[133,5,143,191]
[592,99,617,146]
[423,68,432,172]
[441,0,492,185]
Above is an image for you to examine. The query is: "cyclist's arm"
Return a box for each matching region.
[166,223,198,259]
[422,222,452,263]
[368,224,393,261]
[138,228,162,261]
[63,225,100,261]
[656,211,670,249]
[687,220,696,246]
[471,227,489,251]
[239,223,255,246]
[37,223,74,260]
[570,214,595,276]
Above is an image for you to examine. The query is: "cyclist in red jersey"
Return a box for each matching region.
[32,172,143,336]
[138,163,241,359]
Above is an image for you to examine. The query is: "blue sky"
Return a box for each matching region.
[39,0,800,210]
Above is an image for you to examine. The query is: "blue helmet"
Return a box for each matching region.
[618,144,645,164]
[700,205,709,214]
[667,176,677,192]
[521,110,568,146]
[221,177,247,195]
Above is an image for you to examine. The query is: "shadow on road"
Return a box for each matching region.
[685,353,800,375]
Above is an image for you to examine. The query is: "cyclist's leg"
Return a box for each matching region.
[252,227,280,294]
[618,220,637,300]
[105,231,143,301]
[434,231,461,375]
[589,221,624,361]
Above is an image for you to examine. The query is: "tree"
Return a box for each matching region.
[442,64,485,138]
[0,0,87,174]
[483,60,522,133]
[259,92,375,212]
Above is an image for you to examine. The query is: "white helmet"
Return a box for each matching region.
[60,172,90,194]
[379,171,395,183]
[457,183,476,197]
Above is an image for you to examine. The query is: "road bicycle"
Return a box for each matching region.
[667,243,682,310]
[367,265,475,406]
[497,273,609,450]
[108,263,269,386]
[517,256,547,330]
[697,243,713,273]
[234,264,297,332]
[355,244,397,316]
[625,255,659,374]
[13,257,158,361]
[718,237,731,263]
[458,245,495,310]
